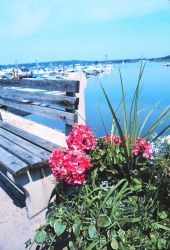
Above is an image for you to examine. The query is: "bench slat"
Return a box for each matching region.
[0,79,79,93]
[0,127,51,160]
[0,121,57,151]
[0,89,78,109]
[0,146,28,175]
[0,97,76,125]
[0,135,43,167]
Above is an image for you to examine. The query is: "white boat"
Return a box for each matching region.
[163,63,170,67]
[83,65,104,75]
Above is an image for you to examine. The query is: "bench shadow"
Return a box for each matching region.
[0,172,25,208]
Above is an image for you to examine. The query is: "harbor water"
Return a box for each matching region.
[28,62,170,138]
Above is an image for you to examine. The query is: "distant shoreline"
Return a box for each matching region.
[1,55,170,68]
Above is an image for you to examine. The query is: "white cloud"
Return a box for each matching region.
[41,0,170,32]
[0,0,55,38]
[0,0,169,40]
[86,0,169,22]
[55,0,169,23]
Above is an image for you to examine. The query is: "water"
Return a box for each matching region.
[85,62,170,137]
[28,62,170,137]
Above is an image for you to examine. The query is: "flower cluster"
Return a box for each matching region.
[49,150,91,185]
[151,136,169,157]
[133,137,152,158]
[103,134,121,145]
[49,124,96,185]
[49,123,153,185]
[66,123,96,151]
[103,134,152,159]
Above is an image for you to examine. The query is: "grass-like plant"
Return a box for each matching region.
[100,62,169,172]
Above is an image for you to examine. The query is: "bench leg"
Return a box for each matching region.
[10,166,56,218]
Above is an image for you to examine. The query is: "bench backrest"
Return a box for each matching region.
[0,77,81,135]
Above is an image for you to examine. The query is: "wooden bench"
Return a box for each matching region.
[0,74,86,218]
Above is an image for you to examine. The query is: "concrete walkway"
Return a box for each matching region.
[0,174,46,250]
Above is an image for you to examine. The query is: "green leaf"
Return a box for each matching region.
[111,181,129,216]
[138,101,160,136]
[106,197,113,208]
[85,241,99,250]
[153,223,170,232]
[72,222,81,237]
[34,230,46,244]
[100,179,126,211]
[133,178,142,185]
[119,68,129,153]
[111,238,118,250]
[97,214,111,228]
[150,231,159,243]
[158,211,168,220]
[49,185,58,202]
[131,178,142,191]
[157,238,167,249]
[50,219,56,227]
[69,241,78,250]
[129,62,145,143]
[119,217,141,223]
[100,235,107,246]
[143,105,170,138]
[152,124,170,142]
[54,220,66,236]
[88,224,98,238]
[100,83,129,163]
[131,185,142,191]
[25,239,32,248]
[48,247,55,250]
[118,229,126,238]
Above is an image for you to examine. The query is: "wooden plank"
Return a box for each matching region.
[0,97,76,125]
[0,79,80,93]
[0,127,51,160]
[0,146,28,175]
[0,135,43,167]
[0,170,25,198]
[0,120,58,151]
[65,91,78,136]
[0,89,78,109]
[7,107,30,116]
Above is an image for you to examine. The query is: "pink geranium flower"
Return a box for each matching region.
[103,134,121,145]
[66,123,96,151]
[49,149,91,185]
[133,137,152,158]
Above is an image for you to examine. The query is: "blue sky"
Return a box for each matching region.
[0,0,170,64]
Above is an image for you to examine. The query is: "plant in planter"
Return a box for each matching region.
[27,65,170,250]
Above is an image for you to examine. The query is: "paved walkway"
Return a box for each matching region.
[0,174,46,250]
